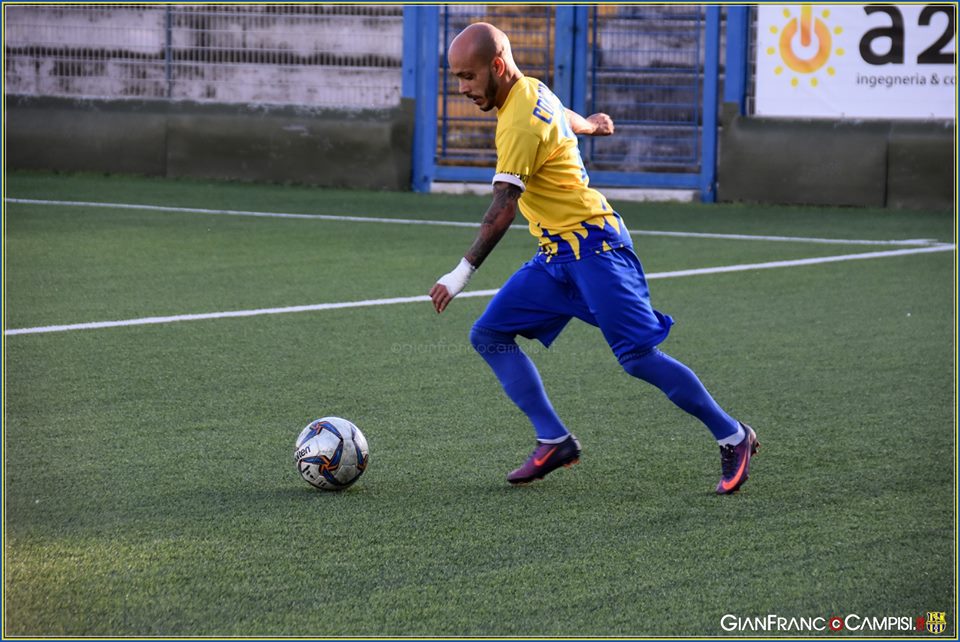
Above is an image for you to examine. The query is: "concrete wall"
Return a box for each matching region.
[718,107,954,210]
[4,6,403,109]
[7,95,415,191]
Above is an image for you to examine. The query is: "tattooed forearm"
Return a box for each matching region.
[464,183,521,268]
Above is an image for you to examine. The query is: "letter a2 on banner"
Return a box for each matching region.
[755,5,956,119]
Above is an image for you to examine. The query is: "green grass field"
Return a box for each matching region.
[2,171,956,637]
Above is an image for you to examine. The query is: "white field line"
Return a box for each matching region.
[5,244,953,336]
[4,197,942,247]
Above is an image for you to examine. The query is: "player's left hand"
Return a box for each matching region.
[585,113,614,136]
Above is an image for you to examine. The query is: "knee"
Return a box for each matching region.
[469,325,516,353]
[620,348,659,380]
[468,325,489,351]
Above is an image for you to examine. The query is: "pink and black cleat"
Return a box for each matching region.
[716,422,759,494]
[507,434,582,485]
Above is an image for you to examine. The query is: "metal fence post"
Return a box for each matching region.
[164,6,173,98]
[553,6,586,112]
[571,6,589,116]
[401,7,419,99]
[410,7,439,193]
[700,6,720,203]
[724,5,750,113]
[553,7,575,106]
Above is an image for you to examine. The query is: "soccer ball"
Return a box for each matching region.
[294,417,369,490]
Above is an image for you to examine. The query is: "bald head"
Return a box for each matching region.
[449,22,513,66]
[448,22,522,112]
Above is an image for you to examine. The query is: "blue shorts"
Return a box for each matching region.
[474,248,674,364]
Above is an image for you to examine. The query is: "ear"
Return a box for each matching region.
[491,56,506,77]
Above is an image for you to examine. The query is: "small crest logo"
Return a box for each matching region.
[926,611,947,635]
[765,6,845,88]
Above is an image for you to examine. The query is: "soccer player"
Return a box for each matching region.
[429,22,758,494]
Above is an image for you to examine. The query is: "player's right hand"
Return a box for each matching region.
[430,258,476,313]
[429,282,454,313]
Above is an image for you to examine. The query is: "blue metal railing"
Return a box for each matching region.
[724,5,752,115]
[403,6,439,193]
[584,7,705,172]
[406,5,729,201]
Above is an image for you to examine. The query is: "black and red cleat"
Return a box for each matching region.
[507,434,582,485]
[716,422,759,494]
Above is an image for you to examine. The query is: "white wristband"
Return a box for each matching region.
[435,258,476,298]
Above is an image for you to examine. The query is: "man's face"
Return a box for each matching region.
[449,51,499,112]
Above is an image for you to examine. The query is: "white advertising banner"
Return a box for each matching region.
[755,4,956,119]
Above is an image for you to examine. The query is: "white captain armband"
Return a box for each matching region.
[492,173,526,192]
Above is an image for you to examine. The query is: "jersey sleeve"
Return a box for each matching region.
[493,127,541,192]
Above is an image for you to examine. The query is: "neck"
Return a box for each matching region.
[495,69,524,110]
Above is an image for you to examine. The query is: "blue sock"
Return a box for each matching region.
[622,348,739,441]
[469,326,569,442]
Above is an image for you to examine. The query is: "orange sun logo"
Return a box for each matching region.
[767,6,844,87]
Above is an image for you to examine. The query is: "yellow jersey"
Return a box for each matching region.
[493,76,631,263]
